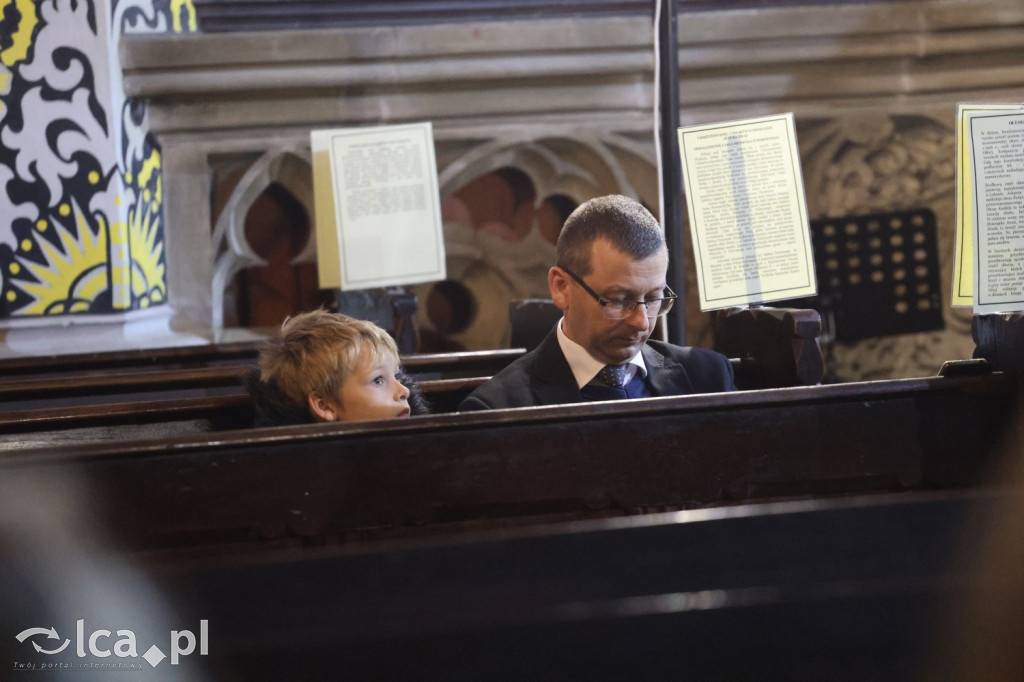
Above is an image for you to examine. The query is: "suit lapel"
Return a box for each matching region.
[527,333,696,404]
[530,330,585,405]
[643,343,693,396]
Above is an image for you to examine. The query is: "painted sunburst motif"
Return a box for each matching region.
[128,182,165,308]
[0,0,184,320]
[123,144,166,308]
[16,201,108,315]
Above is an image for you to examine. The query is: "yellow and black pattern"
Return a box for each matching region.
[0,0,194,319]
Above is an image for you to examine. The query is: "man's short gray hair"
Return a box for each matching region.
[555,194,666,275]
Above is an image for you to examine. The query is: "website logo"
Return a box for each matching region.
[13,619,208,671]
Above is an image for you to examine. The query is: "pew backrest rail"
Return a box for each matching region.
[0,365,250,404]
[0,372,1016,558]
[0,340,263,378]
[0,377,491,447]
[0,349,525,409]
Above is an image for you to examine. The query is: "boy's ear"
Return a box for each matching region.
[308,393,341,422]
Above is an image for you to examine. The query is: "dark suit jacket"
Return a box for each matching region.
[459,328,736,411]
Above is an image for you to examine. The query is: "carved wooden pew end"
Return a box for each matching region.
[713,306,824,389]
[973,313,1024,374]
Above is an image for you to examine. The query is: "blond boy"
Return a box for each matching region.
[248,310,426,426]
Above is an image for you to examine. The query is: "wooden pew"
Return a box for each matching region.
[0,304,823,449]
[973,312,1024,373]
[0,365,251,411]
[0,349,524,448]
[714,306,823,389]
[0,339,262,379]
[0,356,759,449]
[0,314,819,446]
[2,369,1017,559]
[143,489,1020,679]
[0,377,488,449]
[0,304,821,409]
[0,393,253,450]
[0,348,525,408]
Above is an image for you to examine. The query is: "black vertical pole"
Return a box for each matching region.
[658,0,686,345]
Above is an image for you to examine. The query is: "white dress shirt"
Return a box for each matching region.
[555,317,647,389]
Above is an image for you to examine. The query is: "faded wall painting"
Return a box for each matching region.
[0,0,193,320]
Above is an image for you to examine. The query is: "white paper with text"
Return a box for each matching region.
[678,113,815,310]
[967,110,1024,313]
[312,122,445,290]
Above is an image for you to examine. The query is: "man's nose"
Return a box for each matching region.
[625,303,651,329]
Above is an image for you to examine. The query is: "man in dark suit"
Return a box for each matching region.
[459,194,735,411]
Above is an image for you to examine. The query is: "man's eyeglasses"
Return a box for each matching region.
[560,267,677,320]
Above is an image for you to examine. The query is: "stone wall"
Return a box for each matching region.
[120,0,1024,380]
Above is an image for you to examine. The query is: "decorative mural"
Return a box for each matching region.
[0,0,194,321]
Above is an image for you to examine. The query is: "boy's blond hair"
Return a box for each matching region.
[258,309,400,406]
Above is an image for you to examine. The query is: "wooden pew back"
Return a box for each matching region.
[3,371,1017,559]
[0,340,261,378]
[0,376,488,449]
[0,349,524,449]
[145,490,1008,679]
[0,348,524,405]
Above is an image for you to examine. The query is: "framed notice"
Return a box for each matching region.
[951,104,1006,307]
[311,122,446,290]
[965,107,1024,313]
[678,113,816,311]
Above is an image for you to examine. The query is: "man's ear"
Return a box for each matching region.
[548,266,570,311]
[308,393,341,422]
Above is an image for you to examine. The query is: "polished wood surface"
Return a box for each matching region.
[973,313,1024,373]
[0,347,524,400]
[0,306,823,446]
[0,340,262,377]
[3,371,1017,559]
[151,489,1011,680]
[0,376,488,447]
[714,307,823,389]
[0,348,524,441]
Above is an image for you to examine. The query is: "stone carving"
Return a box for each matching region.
[210,147,314,328]
[415,132,659,351]
[799,114,975,381]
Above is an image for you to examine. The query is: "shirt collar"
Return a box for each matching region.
[555,317,647,389]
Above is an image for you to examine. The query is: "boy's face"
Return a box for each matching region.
[313,349,411,422]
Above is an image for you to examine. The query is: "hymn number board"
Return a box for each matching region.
[797,209,944,342]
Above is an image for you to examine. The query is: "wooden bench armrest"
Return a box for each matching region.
[973,313,1024,373]
[713,306,824,389]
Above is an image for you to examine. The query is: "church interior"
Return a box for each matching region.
[2,0,1024,678]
